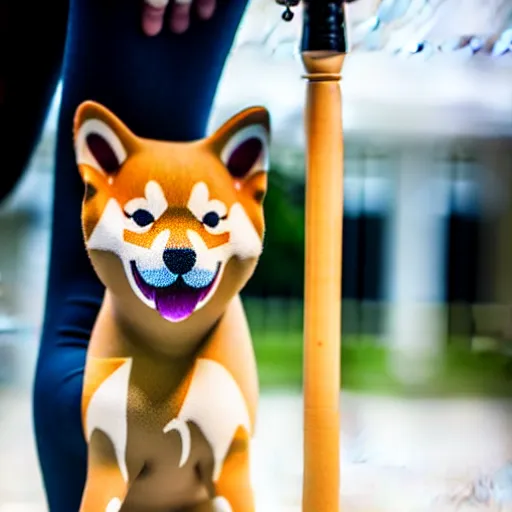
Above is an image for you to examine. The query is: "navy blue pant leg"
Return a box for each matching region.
[33,1,249,510]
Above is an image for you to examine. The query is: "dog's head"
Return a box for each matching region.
[74,101,270,323]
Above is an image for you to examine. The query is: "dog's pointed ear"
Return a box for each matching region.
[74,101,139,177]
[209,107,271,181]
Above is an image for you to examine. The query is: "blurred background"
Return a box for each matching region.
[1,0,512,510]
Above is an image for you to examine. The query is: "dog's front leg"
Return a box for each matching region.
[79,429,138,512]
[212,428,255,512]
[80,356,137,511]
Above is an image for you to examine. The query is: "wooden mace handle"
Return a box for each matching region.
[300,2,347,512]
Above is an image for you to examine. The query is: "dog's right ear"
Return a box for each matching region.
[74,101,139,178]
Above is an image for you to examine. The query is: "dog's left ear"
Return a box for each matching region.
[73,101,139,179]
[209,107,271,182]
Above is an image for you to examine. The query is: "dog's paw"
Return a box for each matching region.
[212,496,232,512]
[105,497,122,512]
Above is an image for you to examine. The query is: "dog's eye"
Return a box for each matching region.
[131,209,155,227]
[202,211,222,228]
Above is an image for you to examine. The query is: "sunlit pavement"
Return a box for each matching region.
[252,393,512,512]
[2,383,512,512]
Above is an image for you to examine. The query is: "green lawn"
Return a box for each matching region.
[244,298,512,397]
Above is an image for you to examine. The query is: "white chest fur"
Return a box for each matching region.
[164,358,252,481]
[85,358,251,484]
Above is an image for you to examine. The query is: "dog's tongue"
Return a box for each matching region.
[154,285,208,322]
[131,263,213,322]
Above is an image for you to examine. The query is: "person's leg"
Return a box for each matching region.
[0,0,69,203]
[33,1,250,510]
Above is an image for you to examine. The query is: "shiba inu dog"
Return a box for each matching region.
[73,100,270,512]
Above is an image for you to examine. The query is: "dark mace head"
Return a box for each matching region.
[276,0,358,22]
[276,0,300,21]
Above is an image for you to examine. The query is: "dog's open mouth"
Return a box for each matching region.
[130,261,221,322]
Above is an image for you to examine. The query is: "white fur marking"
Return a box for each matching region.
[187,182,208,217]
[227,203,262,259]
[121,229,172,310]
[187,182,263,259]
[87,199,125,253]
[123,197,148,216]
[186,230,221,273]
[220,124,269,176]
[122,181,168,235]
[162,419,192,468]
[184,229,227,311]
[124,181,168,228]
[105,497,122,512]
[87,196,171,309]
[188,182,228,235]
[144,181,168,219]
[75,119,127,174]
[213,496,233,512]
[174,359,251,482]
[86,360,132,483]
[139,230,171,269]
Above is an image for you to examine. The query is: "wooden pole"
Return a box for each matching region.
[300,3,347,511]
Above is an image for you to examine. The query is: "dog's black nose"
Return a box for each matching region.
[163,248,196,275]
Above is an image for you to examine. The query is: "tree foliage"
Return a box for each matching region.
[244,169,305,298]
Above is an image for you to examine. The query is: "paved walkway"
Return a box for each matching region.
[2,385,512,512]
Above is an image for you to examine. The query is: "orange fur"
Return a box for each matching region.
[74,101,270,512]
